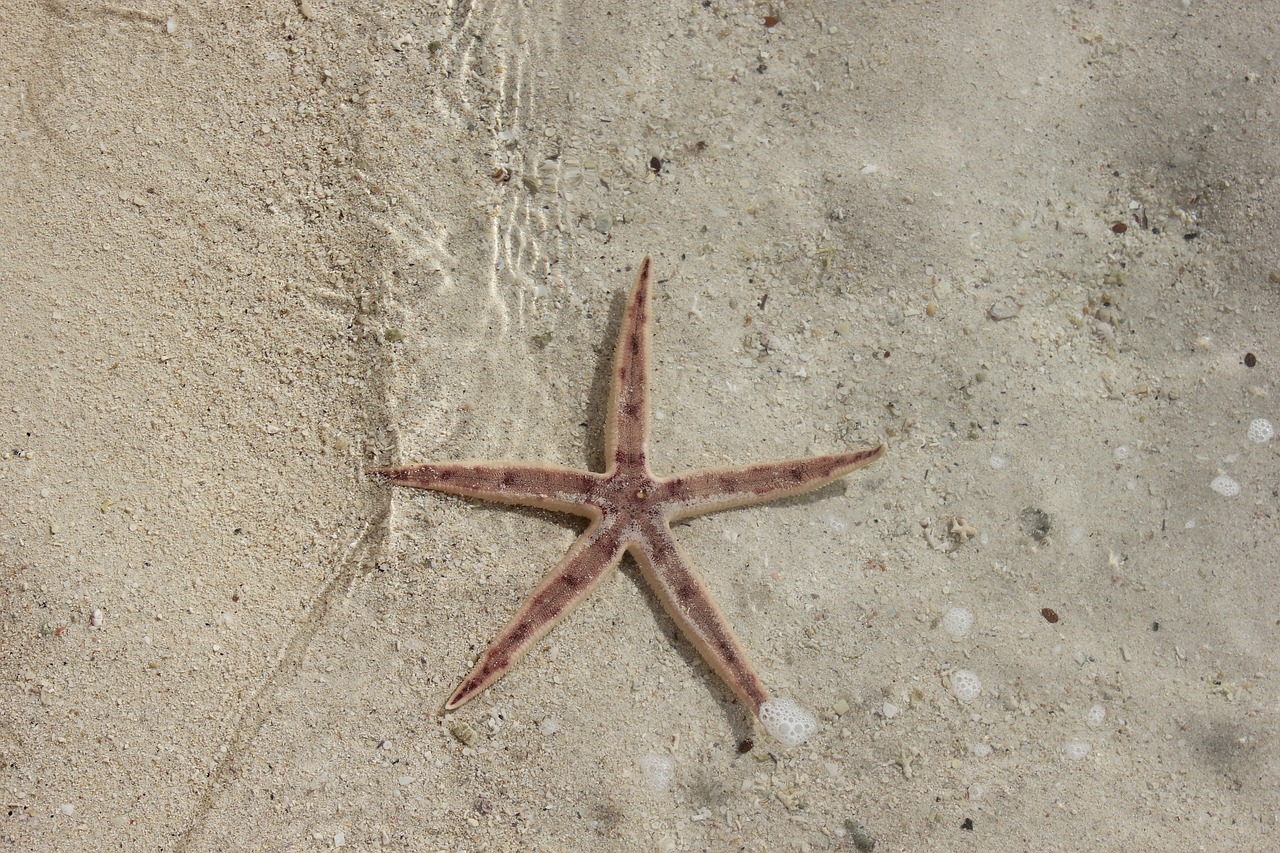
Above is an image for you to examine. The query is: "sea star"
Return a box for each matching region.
[373,257,884,724]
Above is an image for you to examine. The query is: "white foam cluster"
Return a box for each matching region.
[1085,704,1106,728]
[950,669,982,703]
[1209,475,1240,497]
[637,753,674,793]
[1064,740,1092,761]
[759,698,819,748]
[941,607,974,639]
[1247,418,1275,444]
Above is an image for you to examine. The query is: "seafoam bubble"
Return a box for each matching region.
[941,607,974,639]
[949,669,982,703]
[1247,418,1275,444]
[637,753,674,793]
[1064,740,1092,761]
[1209,475,1240,497]
[759,698,819,748]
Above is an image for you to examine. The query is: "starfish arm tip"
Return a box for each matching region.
[444,681,478,711]
[836,443,887,473]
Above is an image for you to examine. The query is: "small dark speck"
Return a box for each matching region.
[736,738,753,754]
[961,817,974,831]
[1244,352,1257,368]
[1183,232,1200,241]
[648,156,663,174]
[1152,621,1160,632]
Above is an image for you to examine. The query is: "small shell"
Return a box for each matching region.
[447,720,479,747]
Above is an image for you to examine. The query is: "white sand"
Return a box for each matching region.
[2,2,1277,850]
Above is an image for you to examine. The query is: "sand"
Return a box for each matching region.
[2,1,1277,850]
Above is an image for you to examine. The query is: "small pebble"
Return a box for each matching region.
[988,298,1021,321]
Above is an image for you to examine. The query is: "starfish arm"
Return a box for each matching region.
[604,256,654,468]
[371,462,603,516]
[445,520,626,709]
[658,445,886,521]
[629,518,770,716]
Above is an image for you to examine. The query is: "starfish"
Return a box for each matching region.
[373,257,884,724]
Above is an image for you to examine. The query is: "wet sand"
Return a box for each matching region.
[2,2,1277,850]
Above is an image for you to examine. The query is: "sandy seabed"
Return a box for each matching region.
[2,2,1278,851]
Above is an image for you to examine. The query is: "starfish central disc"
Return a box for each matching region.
[597,470,660,511]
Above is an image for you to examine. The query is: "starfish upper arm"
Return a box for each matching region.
[658,445,886,521]
[372,462,604,516]
[605,255,653,466]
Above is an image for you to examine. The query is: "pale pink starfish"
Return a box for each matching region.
[374,257,884,722]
